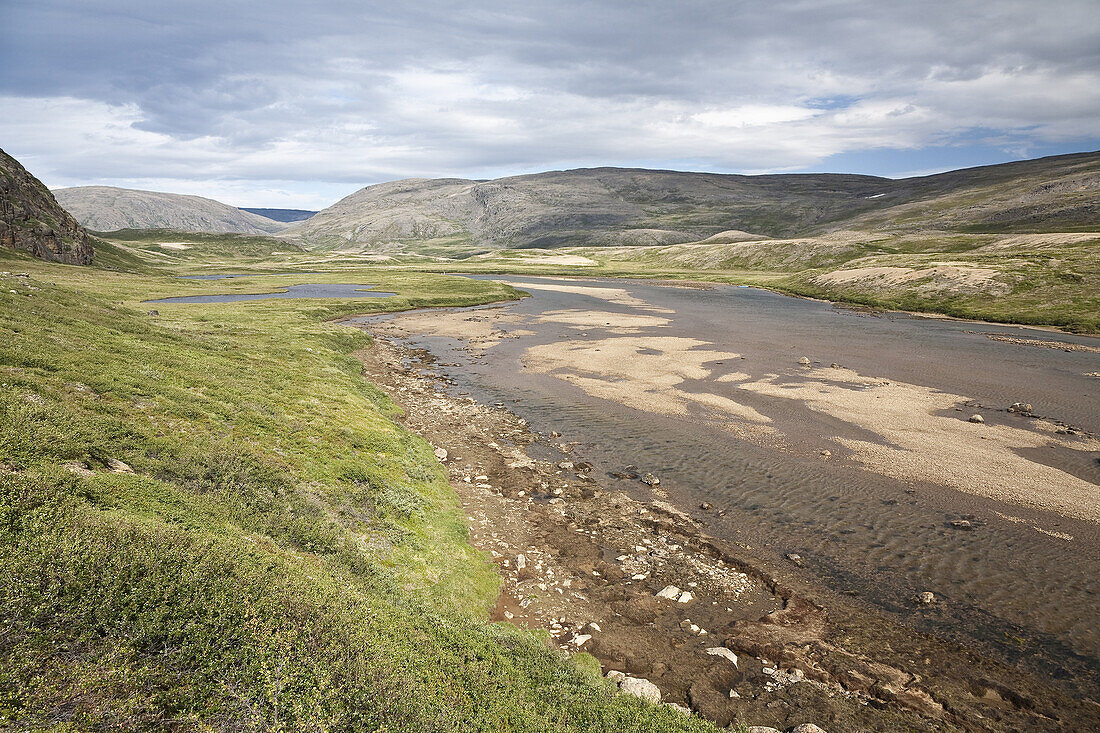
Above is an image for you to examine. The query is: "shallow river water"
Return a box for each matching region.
[361,275,1100,699]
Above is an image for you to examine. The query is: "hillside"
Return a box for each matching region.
[54,186,288,235]
[0,149,93,264]
[284,152,1100,254]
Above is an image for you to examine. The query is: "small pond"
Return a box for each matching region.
[147,283,395,303]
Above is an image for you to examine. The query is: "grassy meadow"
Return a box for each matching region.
[0,243,714,731]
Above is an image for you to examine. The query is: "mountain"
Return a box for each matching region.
[285,152,1100,253]
[239,207,317,223]
[0,149,93,264]
[54,186,288,235]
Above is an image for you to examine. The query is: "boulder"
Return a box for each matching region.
[619,676,661,703]
[656,585,681,600]
[106,458,133,473]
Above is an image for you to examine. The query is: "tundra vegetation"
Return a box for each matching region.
[0,242,715,731]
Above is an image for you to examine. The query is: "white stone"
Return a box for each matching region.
[705,647,739,667]
[433,447,448,461]
[656,585,681,600]
[620,676,661,703]
[677,591,694,603]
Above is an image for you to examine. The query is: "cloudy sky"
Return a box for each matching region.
[2,1,1098,209]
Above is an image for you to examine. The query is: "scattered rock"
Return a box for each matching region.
[571,633,591,647]
[785,553,804,567]
[147,309,159,316]
[1008,402,1033,414]
[641,472,660,486]
[557,461,574,470]
[798,356,811,366]
[915,591,936,605]
[819,449,831,457]
[433,447,448,461]
[787,725,828,733]
[746,727,781,733]
[699,502,712,510]
[949,519,973,530]
[830,362,840,368]
[106,458,133,473]
[968,414,984,424]
[705,647,739,666]
[515,554,526,570]
[619,676,661,703]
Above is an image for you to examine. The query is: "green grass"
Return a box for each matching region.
[0,249,714,732]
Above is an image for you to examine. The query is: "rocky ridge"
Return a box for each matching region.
[0,149,93,265]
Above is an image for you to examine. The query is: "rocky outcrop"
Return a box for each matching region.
[0,149,93,264]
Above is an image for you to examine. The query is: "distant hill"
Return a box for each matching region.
[239,207,317,223]
[284,152,1100,253]
[0,148,93,264]
[54,186,288,235]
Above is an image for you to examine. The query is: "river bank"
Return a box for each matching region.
[353,315,1099,731]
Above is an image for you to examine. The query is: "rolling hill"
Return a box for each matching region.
[283,152,1099,254]
[54,186,288,235]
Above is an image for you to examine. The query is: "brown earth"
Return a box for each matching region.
[353,327,1099,732]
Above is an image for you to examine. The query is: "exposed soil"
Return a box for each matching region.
[354,330,1099,732]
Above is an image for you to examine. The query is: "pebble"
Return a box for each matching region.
[916,591,936,605]
[787,725,828,733]
[798,356,811,366]
[968,414,985,424]
[434,447,448,461]
[642,472,660,486]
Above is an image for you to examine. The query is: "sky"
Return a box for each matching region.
[1,0,1098,210]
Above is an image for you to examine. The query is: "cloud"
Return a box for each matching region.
[1,0,1097,206]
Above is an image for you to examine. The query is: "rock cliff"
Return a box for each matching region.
[0,149,93,264]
